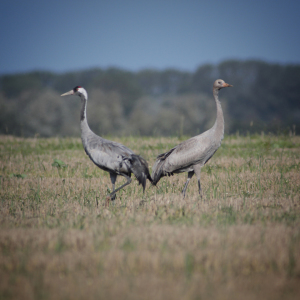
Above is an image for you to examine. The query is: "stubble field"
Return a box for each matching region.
[0,134,300,300]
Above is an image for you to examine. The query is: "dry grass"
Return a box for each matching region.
[0,134,300,300]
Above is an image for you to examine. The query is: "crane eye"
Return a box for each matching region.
[73,86,81,92]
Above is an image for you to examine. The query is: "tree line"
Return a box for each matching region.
[0,59,299,137]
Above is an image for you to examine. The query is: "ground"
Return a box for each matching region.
[0,134,300,299]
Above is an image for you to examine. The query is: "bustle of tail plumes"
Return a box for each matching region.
[151,153,168,186]
[151,148,176,186]
[130,155,153,191]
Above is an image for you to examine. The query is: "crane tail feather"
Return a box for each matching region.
[130,155,152,191]
[151,148,176,185]
[151,158,166,186]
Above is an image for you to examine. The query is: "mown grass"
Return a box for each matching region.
[0,134,300,300]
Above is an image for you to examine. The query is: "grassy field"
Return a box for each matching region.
[0,134,300,300]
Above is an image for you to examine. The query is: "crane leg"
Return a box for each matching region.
[109,174,132,201]
[109,173,117,201]
[193,165,202,199]
[182,171,194,199]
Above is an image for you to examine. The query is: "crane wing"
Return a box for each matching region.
[83,134,134,173]
[162,132,218,173]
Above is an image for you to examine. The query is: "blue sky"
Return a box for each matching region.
[1,0,299,74]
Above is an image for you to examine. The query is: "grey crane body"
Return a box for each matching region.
[61,86,152,202]
[151,79,232,198]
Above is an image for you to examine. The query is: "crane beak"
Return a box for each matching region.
[223,83,233,88]
[61,90,74,96]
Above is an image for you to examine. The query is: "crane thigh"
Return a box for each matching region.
[193,164,202,180]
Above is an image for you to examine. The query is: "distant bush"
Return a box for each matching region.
[0,60,299,137]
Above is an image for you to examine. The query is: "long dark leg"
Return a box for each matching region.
[109,173,132,200]
[197,180,202,197]
[109,173,117,201]
[193,165,202,199]
[182,171,194,199]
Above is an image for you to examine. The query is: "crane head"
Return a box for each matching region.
[61,86,85,97]
[214,79,233,90]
